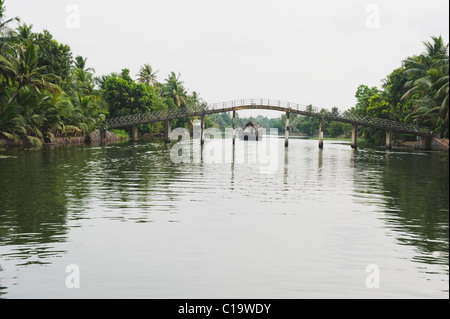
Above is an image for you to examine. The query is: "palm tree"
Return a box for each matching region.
[0,5,22,141]
[2,42,60,105]
[402,36,449,136]
[188,91,200,106]
[186,91,207,110]
[136,64,159,88]
[15,23,33,44]
[0,102,26,141]
[0,1,19,56]
[162,72,187,108]
[74,55,95,73]
[4,86,49,146]
[0,50,13,78]
[95,74,110,90]
[423,36,449,63]
[70,91,107,133]
[69,56,96,95]
[0,0,19,32]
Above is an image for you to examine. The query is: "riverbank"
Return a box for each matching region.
[305,136,365,143]
[0,130,122,148]
[304,136,448,152]
[2,132,448,152]
[395,138,449,151]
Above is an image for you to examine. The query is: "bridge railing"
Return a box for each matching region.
[206,99,310,112]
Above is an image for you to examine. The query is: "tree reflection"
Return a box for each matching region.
[354,149,449,271]
[381,152,449,264]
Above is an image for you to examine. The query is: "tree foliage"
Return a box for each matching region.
[0,7,107,146]
[350,36,449,143]
[101,69,155,118]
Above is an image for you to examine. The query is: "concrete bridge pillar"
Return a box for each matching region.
[165,120,171,143]
[285,112,290,147]
[418,136,432,150]
[386,131,393,149]
[131,125,138,143]
[351,124,358,149]
[319,118,324,149]
[232,110,236,145]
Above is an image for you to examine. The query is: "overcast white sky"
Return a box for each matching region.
[4,0,449,117]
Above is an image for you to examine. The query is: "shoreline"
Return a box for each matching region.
[302,136,448,152]
[0,130,121,149]
[2,132,448,152]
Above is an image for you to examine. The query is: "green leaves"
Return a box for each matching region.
[352,36,449,142]
[4,42,60,105]
[32,30,73,82]
[402,36,449,137]
[101,71,156,118]
[0,23,107,146]
[162,72,187,108]
[0,0,19,33]
[1,5,209,145]
[136,64,159,88]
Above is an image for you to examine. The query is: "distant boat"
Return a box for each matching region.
[239,121,263,141]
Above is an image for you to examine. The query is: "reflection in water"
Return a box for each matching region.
[0,139,448,298]
[284,146,288,187]
[352,149,449,283]
[230,143,235,191]
[318,148,323,172]
[0,147,89,245]
[380,152,448,270]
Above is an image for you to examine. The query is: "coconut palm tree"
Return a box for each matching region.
[69,91,107,133]
[162,72,187,108]
[74,55,94,72]
[423,36,449,63]
[0,102,26,141]
[69,56,96,95]
[15,23,33,44]
[2,42,60,105]
[136,64,159,88]
[0,0,19,32]
[0,0,18,53]
[402,36,449,136]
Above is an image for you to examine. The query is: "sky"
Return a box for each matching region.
[3,0,449,118]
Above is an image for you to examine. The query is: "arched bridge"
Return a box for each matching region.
[103,98,435,149]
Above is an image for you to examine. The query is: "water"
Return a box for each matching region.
[0,138,448,299]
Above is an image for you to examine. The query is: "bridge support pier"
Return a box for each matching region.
[351,125,358,149]
[319,118,324,149]
[285,112,290,147]
[131,125,138,143]
[165,120,171,143]
[386,131,393,149]
[418,136,432,150]
[232,110,236,145]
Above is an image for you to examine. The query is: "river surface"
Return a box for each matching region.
[0,137,448,299]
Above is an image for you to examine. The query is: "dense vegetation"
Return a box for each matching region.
[349,36,449,144]
[1,2,105,146]
[1,0,448,147]
[0,1,205,146]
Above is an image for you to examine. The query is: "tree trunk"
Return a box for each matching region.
[7,86,22,105]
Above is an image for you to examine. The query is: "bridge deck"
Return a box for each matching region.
[104,99,434,137]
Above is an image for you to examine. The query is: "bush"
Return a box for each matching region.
[110,129,129,140]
